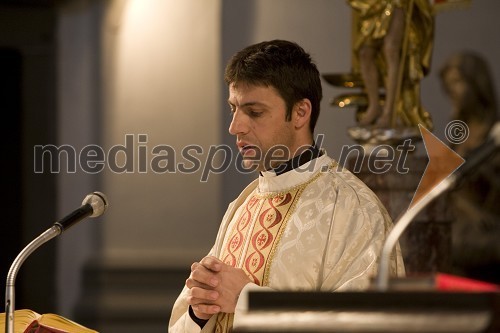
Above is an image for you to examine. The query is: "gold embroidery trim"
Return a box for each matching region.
[262,185,306,286]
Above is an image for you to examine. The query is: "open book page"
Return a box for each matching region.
[0,309,98,333]
[0,308,41,332]
[36,313,97,333]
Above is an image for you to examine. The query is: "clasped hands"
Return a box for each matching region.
[185,256,252,320]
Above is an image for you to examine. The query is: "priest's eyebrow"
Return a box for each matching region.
[227,100,269,109]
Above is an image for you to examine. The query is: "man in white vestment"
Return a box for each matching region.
[169,40,405,333]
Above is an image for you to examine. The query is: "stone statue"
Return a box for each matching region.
[348,0,434,130]
[439,51,498,155]
[439,51,500,284]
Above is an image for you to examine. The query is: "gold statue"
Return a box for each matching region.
[348,0,434,130]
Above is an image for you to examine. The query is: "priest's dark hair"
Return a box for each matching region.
[224,39,322,133]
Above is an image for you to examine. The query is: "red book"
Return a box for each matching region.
[435,273,500,292]
[382,272,500,292]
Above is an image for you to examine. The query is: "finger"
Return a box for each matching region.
[186,289,221,316]
[185,277,213,290]
[200,256,223,272]
[190,262,199,272]
[190,265,219,288]
[188,286,219,302]
[192,303,221,316]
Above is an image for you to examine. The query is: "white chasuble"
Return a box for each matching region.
[168,154,405,333]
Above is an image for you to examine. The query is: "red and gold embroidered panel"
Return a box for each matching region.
[216,189,303,332]
[221,188,303,285]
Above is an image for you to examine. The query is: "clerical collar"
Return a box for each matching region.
[265,143,322,176]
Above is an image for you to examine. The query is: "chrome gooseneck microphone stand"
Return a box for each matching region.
[376,123,500,291]
[4,191,108,333]
[5,226,62,333]
[376,175,457,290]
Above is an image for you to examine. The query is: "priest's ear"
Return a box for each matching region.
[293,99,312,130]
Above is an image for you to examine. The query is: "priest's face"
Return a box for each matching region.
[228,82,298,172]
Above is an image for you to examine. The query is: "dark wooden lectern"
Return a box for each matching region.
[233,291,500,333]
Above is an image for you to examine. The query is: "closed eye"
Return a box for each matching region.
[247,109,262,118]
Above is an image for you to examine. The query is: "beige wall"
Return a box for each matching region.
[57,0,105,317]
[57,0,222,317]
[100,0,222,261]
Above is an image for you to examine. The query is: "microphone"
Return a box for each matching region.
[54,191,108,233]
[4,191,108,333]
[375,123,500,291]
